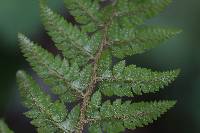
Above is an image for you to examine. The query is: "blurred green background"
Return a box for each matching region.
[0,0,199,132]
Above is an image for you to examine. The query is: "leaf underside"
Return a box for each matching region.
[16,0,181,133]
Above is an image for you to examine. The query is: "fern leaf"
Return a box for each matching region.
[87,91,102,133]
[18,34,93,102]
[90,91,102,108]
[0,120,13,133]
[99,61,180,97]
[109,26,182,58]
[87,91,102,120]
[16,0,181,132]
[60,105,80,132]
[88,123,102,133]
[97,50,112,77]
[64,0,100,33]
[40,5,100,66]
[111,0,172,28]
[16,70,68,132]
[89,100,176,133]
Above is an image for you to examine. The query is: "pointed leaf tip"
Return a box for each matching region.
[16,70,26,79]
[18,33,33,46]
[174,69,181,76]
[167,100,177,107]
[17,33,25,40]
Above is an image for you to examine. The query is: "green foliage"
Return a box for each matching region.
[109,0,173,28]
[109,26,182,58]
[16,0,181,133]
[89,100,176,133]
[17,70,80,132]
[100,60,180,96]
[0,120,13,133]
[63,0,101,33]
[40,5,100,66]
[18,33,92,102]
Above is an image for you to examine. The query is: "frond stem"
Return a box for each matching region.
[75,23,109,133]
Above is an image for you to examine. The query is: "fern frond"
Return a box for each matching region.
[64,0,100,33]
[16,70,68,132]
[16,0,181,132]
[40,5,100,66]
[99,60,180,96]
[109,26,182,58]
[110,0,172,28]
[88,100,176,133]
[18,34,93,102]
[0,120,13,133]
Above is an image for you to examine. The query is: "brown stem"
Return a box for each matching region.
[75,26,108,133]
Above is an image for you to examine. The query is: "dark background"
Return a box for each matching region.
[0,0,199,132]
